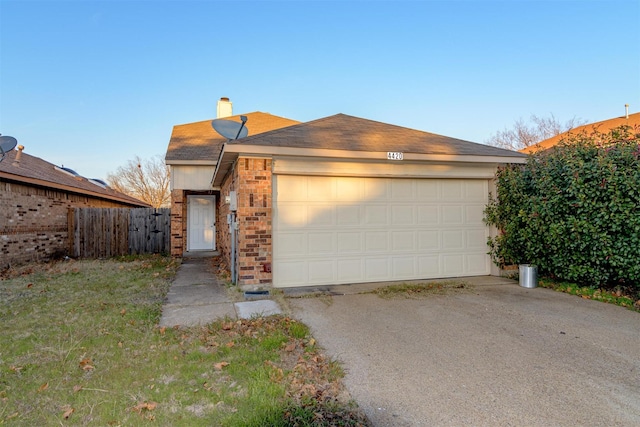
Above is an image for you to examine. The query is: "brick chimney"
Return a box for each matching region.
[217,97,233,118]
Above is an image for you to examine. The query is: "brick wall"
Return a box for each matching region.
[169,189,185,257]
[219,157,273,287]
[1,180,132,269]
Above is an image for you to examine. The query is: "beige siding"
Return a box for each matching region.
[170,166,216,190]
[273,158,499,179]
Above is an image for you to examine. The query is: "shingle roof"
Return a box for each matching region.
[164,112,300,163]
[521,112,640,153]
[0,149,149,206]
[232,114,526,158]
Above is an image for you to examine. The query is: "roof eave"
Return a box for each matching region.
[0,171,150,207]
[211,144,527,186]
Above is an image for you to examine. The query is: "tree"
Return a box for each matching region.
[107,155,170,208]
[486,114,587,151]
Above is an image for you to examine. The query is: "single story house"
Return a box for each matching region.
[521,110,640,153]
[165,98,526,288]
[0,146,149,268]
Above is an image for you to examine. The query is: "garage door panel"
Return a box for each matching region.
[364,179,388,199]
[308,260,335,282]
[393,257,416,278]
[466,229,488,249]
[365,231,388,252]
[277,203,308,227]
[277,233,307,256]
[336,205,361,226]
[391,205,414,225]
[365,205,388,225]
[391,231,415,251]
[308,232,334,254]
[337,258,362,281]
[465,204,486,225]
[365,258,389,280]
[307,176,335,201]
[278,179,308,202]
[337,232,362,253]
[416,180,438,200]
[418,255,440,276]
[307,204,334,227]
[443,254,465,275]
[336,177,363,201]
[391,180,414,200]
[441,205,464,224]
[442,230,464,250]
[417,206,439,225]
[274,176,490,287]
[418,231,440,251]
[441,180,464,200]
[466,253,490,274]
[465,180,488,201]
[277,261,307,287]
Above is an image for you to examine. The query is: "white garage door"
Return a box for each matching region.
[273,175,490,288]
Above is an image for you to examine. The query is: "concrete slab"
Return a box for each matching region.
[159,303,236,327]
[160,257,237,327]
[234,300,282,319]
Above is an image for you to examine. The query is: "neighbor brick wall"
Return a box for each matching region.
[0,180,131,269]
[219,157,273,287]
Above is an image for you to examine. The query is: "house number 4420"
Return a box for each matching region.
[387,152,404,160]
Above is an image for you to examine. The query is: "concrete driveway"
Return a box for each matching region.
[288,277,640,426]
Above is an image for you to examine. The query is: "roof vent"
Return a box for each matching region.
[217,97,233,118]
[625,103,629,119]
[88,178,108,188]
[55,165,83,180]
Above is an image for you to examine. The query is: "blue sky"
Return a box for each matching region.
[1,0,639,180]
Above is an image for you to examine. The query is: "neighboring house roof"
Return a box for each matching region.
[0,149,149,207]
[164,111,301,164]
[213,113,527,186]
[521,112,640,154]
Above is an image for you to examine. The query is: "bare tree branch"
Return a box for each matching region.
[106,155,170,208]
[486,114,587,151]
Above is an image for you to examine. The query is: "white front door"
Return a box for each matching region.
[187,195,216,251]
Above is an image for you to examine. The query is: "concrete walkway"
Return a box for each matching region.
[159,257,281,327]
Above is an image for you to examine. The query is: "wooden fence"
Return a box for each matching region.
[69,208,170,258]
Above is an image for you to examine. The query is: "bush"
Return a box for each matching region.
[485,125,640,291]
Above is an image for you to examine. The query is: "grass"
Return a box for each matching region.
[0,256,369,426]
[368,280,473,299]
[538,278,640,311]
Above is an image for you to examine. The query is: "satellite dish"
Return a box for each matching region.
[211,116,249,140]
[0,135,18,163]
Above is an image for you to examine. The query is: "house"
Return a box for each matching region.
[166,98,526,288]
[0,146,149,268]
[521,110,640,154]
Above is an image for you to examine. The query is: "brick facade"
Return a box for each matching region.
[169,189,185,257]
[1,180,134,269]
[219,157,273,287]
[170,189,219,258]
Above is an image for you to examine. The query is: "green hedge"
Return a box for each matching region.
[484,125,640,289]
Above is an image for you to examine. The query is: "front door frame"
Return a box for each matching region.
[187,195,216,251]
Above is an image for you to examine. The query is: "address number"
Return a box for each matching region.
[387,152,404,160]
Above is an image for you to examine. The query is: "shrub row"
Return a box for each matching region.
[484,125,640,290]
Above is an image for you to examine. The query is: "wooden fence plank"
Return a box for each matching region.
[70,208,170,258]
